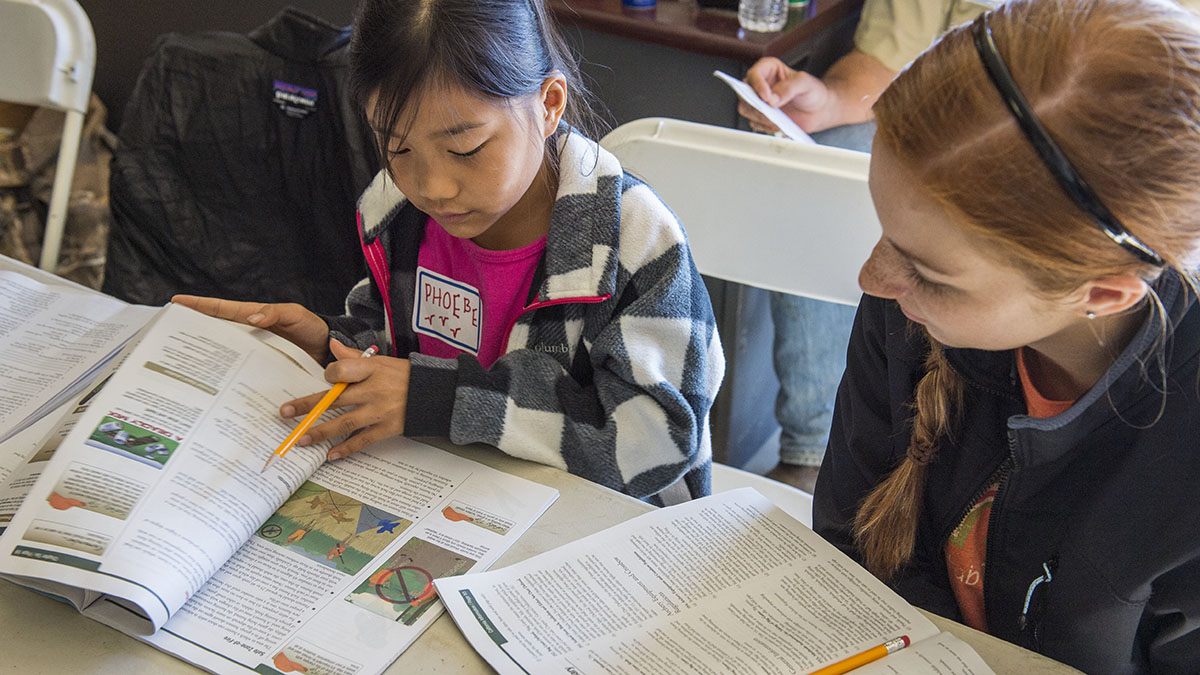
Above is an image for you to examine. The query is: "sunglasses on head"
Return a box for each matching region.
[971,15,1164,267]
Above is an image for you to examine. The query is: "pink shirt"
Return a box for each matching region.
[413,218,546,369]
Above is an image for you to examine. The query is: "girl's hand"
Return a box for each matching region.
[171,295,331,364]
[741,56,833,134]
[283,339,410,461]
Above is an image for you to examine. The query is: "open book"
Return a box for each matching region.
[0,262,157,445]
[0,261,559,675]
[435,488,996,675]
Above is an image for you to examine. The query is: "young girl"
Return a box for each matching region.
[175,0,723,505]
[813,0,1200,671]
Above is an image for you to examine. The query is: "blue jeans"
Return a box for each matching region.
[771,293,857,465]
[771,120,874,466]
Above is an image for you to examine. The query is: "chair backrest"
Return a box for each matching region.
[601,118,879,306]
[0,0,95,114]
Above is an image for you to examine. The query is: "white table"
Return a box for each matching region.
[1,440,1079,674]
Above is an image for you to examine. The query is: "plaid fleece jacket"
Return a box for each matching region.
[326,132,724,505]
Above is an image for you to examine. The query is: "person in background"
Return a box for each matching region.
[176,0,724,506]
[739,0,999,493]
[817,0,1200,671]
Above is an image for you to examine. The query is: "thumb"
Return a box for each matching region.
[771,71,823,110]
[744,57,787,106]
[329,338,361,361]
[750,80,780,107]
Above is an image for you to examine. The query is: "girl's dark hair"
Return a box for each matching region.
[857,0,1200,581]
[348,0,604,167]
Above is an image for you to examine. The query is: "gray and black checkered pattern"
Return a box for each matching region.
[326,131,725,505]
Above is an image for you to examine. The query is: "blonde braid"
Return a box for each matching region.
[853,335,962,580]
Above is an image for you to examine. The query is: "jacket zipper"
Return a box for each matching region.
[358,214,399,355]
[1019,558,1057,634]
[980,433,1016,630]
[940,360,1023,544]
[944,451,1012,546]
[981,432,1057,650]
[500,293,612,355]
[948,359,1058,649]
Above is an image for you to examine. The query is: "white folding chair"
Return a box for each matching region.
[602,118,881,517]
[0,0,96,272]
[601,117,878,305]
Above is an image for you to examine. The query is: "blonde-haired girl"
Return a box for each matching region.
[815,0,1200,671]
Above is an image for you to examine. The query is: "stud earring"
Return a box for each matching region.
[1085,310,1105,347]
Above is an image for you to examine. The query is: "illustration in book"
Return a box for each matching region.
[84,415,180,469]
[346,537,475,625]
[442,501,515,535]
[256,481,411,576]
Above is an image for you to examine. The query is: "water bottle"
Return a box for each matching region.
[738,0,788,32]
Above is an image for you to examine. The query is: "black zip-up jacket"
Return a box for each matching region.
[815,275,1200,674]
[104,9,373,314]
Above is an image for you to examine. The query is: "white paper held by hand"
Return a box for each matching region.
[714,70,815,144]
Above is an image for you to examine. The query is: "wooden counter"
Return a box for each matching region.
[550,0,864,64]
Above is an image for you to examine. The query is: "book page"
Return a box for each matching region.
[0,303,334,631]
[857,633,995,675]
[0,400,71,530]
[141,437,558,675]
[0,270,158,442]
[0,356,122,535]
[437,488,992,675]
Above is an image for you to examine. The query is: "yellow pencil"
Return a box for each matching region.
[809,636,910,675]
[262,345,377,472]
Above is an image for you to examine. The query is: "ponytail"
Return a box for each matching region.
[853,334,962,580]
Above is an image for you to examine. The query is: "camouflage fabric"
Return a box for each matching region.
[0,95,115,289]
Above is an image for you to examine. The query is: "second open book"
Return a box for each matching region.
[0,287,558,675]
[436,486,997,675]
